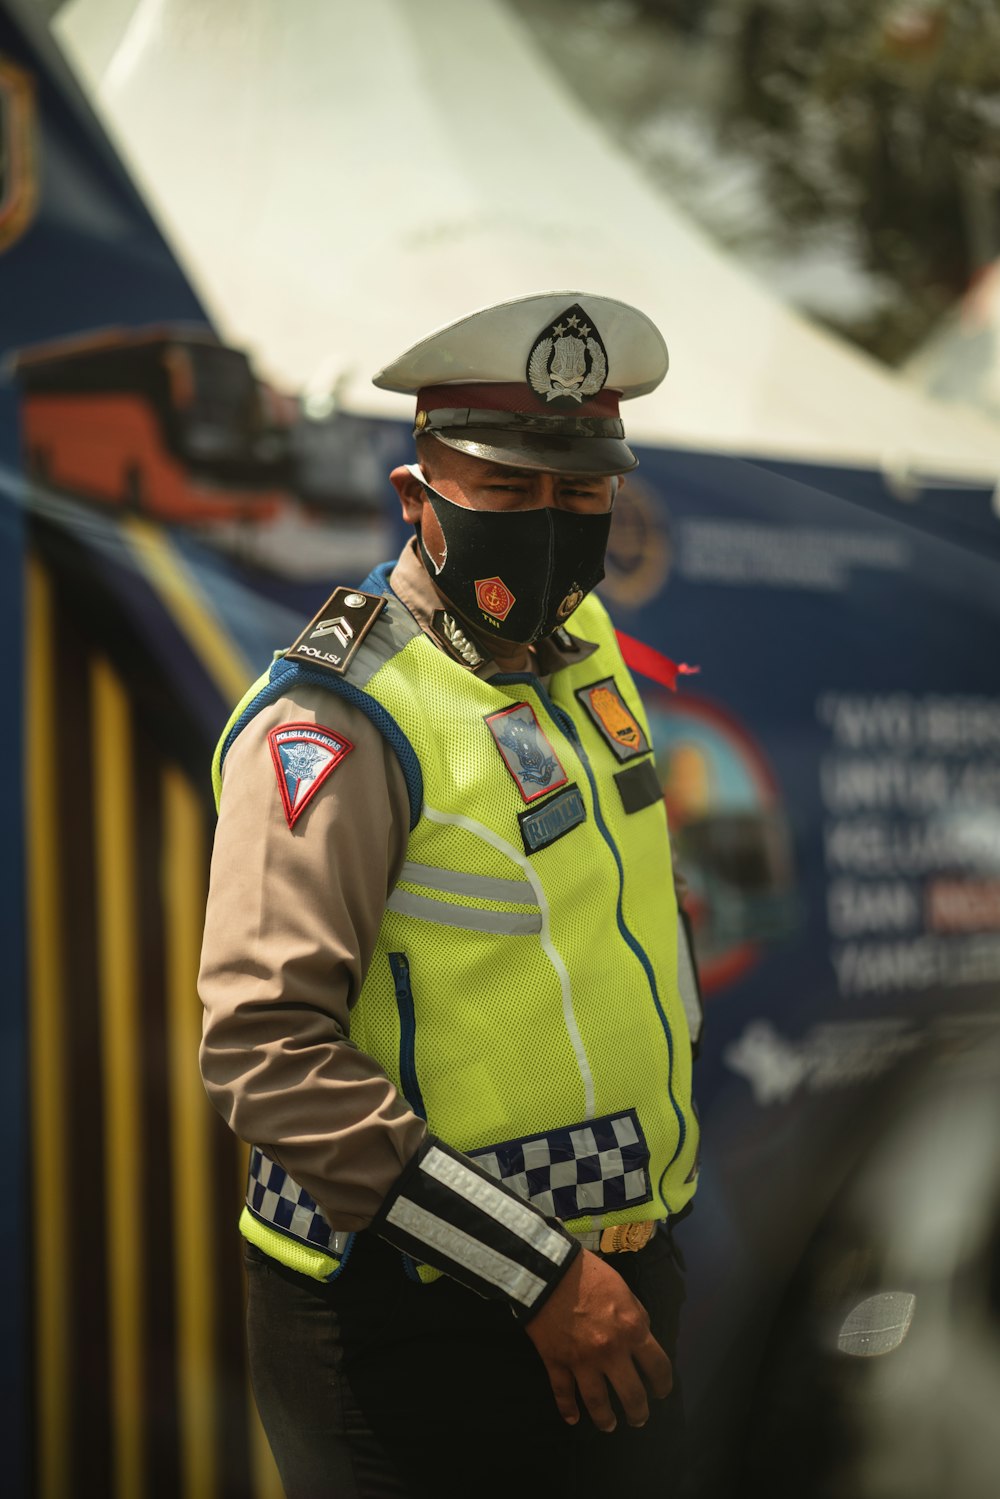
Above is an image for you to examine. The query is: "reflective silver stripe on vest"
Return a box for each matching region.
[398,861,536,904]
[422,803,595,1119]
[386,888,542,934]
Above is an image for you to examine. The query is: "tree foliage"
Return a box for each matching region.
[510,0,1000,363]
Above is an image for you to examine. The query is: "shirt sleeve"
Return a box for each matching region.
[198,678,580,1317]
[198,684,427,1230]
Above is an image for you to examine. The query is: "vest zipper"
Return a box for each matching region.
[388,952,426,1120]
[388,954,432,1284]
[506,676,688,1212]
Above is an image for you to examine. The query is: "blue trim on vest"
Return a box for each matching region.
[359,560,397,596]
[495,672,687,1213]
[217,655,424,832]
[388,951,426,1119]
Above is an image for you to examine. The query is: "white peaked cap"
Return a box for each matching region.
[372,290,669,396]
[371,291,669,474]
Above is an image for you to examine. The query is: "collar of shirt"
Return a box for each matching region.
[388,538,598,679]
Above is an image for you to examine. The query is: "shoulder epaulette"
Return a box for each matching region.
[213,582,425,827]
[284,587,386,675]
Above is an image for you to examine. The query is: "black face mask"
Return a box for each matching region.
[408,467,614,645]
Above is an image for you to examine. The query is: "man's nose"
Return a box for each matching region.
[535,475,558,508]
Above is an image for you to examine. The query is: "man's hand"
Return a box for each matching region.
[523,1248,672,1433]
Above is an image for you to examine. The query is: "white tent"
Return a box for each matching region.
[55,0,1000,483]
[903,259,1000,429]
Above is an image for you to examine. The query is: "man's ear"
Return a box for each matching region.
[390,465,426,526]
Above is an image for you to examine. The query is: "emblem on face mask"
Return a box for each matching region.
[526,304,609,407]
[556,585,585,620]
[475,576,516,622]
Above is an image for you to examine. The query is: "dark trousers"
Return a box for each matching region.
[245,1226,687,1499]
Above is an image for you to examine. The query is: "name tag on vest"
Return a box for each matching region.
[518,783,586,854]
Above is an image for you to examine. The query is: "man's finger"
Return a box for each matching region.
[607,1360,651,1429]
[575,1372,617,1434]
[635,1334,673,1400]
[545,1363,580,1426]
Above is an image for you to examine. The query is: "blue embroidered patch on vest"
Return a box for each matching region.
[484,702,568,803]
[518,783,586,853]
[468,1110,652,1221]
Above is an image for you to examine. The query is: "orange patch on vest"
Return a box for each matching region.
[588,686,642,748]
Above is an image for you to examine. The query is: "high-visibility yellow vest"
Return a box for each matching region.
[216,578,699,1281]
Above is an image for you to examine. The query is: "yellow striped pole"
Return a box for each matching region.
[162,766,217,1499]
[163,767,221,1499]
[91,655,144,1499]
[166,793,284,1499]
[25,557,70,1499]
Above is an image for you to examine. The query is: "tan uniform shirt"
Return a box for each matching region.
[198,540,593,1232]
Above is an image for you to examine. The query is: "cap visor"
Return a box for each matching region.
[430,427,637,475]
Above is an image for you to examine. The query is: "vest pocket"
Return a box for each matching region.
[388,951,426,1118]
[241,1147,353,1281]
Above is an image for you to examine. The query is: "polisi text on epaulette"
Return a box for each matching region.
[284,588,386,676]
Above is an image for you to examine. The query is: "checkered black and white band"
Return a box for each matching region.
[468,1110,652,1221]
[372,1136,579,1320]
[246,1146,350,1258]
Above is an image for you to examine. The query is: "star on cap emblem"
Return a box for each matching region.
[526,303,609,408]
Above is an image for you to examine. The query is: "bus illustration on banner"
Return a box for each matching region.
[15,326,289,524]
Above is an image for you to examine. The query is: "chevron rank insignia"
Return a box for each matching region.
[268,723,353,829]
[284,588,385,674]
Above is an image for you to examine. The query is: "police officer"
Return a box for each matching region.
[199,292,699,1498]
